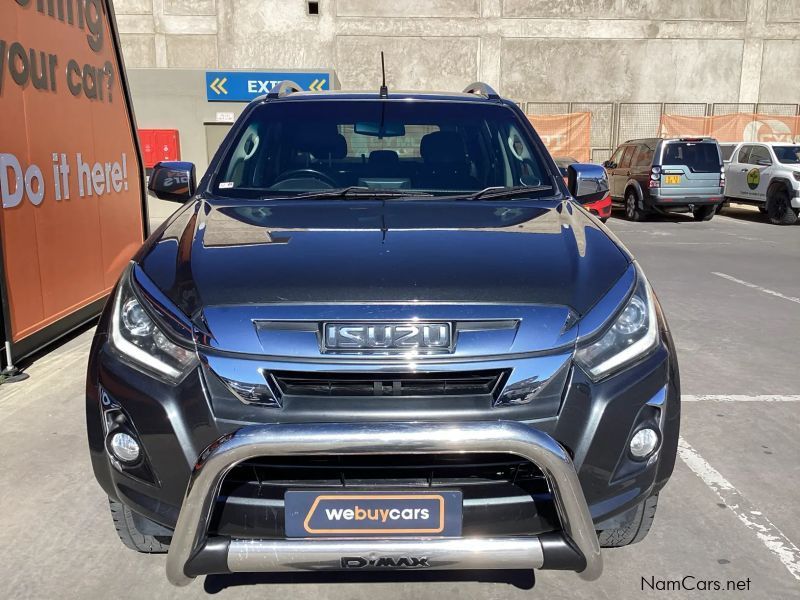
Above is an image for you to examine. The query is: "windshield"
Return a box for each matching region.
[661,142,721,173]
[212,100,554,198]
[774,145,800,165]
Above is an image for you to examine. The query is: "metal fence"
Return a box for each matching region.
[572,102,614,162]
[524,101,800,163]
[711,103,756,116]
[708,103,799,116]
[754,103,799,116]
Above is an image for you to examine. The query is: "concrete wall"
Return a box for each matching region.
[127,69,241,173]
[115,0,800,104]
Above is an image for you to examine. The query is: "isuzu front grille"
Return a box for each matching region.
[268,369,508,400]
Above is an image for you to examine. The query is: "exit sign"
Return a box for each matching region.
[206,71,333,102]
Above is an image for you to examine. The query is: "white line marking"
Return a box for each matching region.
[682,395,800,402]
[646,242,733,246]
[678,437,800,581]
[712,272,800,305]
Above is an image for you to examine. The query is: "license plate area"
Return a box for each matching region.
[664,175,681,184]
[285,490,463,537]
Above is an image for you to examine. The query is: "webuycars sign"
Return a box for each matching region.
[0,0,144,363]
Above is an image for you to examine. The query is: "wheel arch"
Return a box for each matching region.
[767,177,792,198]
[624,180,645,204]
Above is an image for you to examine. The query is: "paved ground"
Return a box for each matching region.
[1,203,798,599]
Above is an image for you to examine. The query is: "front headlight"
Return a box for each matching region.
[574,267,659,380]
[109,268,198,382]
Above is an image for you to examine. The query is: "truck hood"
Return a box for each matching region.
[138,198,631,320]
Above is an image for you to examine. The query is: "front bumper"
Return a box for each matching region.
[87,272,681,584]
[165,421,602,585]
[791,186,800,209]
[585,196,612,219]
[87,323,680,563]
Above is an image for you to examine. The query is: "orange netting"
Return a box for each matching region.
[527,112,592,163]
[660,113,800,143]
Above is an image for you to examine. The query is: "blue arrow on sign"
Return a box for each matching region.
[206,71,332,102]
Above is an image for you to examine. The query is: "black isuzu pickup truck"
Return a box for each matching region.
[86,82,680,586]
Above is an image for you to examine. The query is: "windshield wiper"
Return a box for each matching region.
[466,185,553,201]
[265,185,549,201]
[287,186,433,200]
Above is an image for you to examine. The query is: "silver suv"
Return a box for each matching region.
[605,137,724,221]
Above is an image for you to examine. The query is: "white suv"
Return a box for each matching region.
[724,142,800,225]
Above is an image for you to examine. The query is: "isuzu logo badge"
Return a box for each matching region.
[323,322,452,353]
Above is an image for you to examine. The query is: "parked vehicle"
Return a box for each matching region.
[604,137,724,221]
[554,156,612,222]
[87,82,680,587]
[724,142,800,225]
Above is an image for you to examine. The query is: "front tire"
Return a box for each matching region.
[625,191,645,222]
[109,498,170,553]
[766,188,798,225]
[692,205,716,221]
[597,493,659,547]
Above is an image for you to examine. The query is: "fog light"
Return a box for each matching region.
[109,432,141,463]
[630,428,659,459]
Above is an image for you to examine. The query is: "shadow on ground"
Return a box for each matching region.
[609,203,793,226]
[609,207,697,224]
[203,569,536,594]
[717,206,785,225]
[0,320,98,384]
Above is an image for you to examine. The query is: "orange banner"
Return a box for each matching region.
[0,1,144,343]
[527,112,592,163]
[660,113,800,143]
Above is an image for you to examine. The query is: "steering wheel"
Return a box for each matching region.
[273,169,338,189]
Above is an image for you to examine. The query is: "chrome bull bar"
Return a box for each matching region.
[165,421,603,585]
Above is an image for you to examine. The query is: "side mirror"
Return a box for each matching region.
[603,160,615,169]
[756,158,771,167]
[148,161,196,202]
[568,163,609,204]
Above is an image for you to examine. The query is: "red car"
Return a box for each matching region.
[554,157,612,222]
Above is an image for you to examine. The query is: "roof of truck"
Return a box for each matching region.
[250,81,508,104]
[254,91,507,104]
[725,141,800,147]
